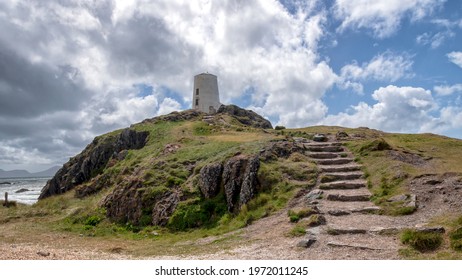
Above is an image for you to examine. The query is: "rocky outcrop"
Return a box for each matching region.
[260,140,305,161]
[223,155,260,212]
[151,190,181,226]
[198,155,260,212]
[217,105,273,129]
[101,178,182,226]
[141,109,204,124]
[39,128,149,199]
[199,163,223,198]
[101,179,144,224]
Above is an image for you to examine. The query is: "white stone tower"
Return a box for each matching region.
[192,73,221,114]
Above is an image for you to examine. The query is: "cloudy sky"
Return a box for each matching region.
[1,0,461,172]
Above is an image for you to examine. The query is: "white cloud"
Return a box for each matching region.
[448,52,462,68]
[0,0,341,169]
[421,106,462,136]
[334,0,444,38]
[339,52,413,94]
[324,85,436,132]
[434,84,462,96]
[157,98,182,116]
[99,94,158,127]
[416,31,455,49]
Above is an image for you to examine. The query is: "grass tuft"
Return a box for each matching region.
[401,229,443,252]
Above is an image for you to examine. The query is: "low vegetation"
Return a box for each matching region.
[401,229,443,252]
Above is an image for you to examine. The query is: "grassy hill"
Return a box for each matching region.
[1,106,462,259]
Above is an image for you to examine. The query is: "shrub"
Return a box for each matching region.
[275,126,286,130]
[401,229,443,252]
[84,215,102,227]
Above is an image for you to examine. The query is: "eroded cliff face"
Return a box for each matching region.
[39,128,149,199]
[199,155,260,213]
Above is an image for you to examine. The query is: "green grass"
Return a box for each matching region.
[288,225,306,237]
[287,208,317,223]
[401,229,443,252]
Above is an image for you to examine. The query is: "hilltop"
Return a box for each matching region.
[1,105,462,260]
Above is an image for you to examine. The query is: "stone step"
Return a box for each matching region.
[326,207,382,216]
[351,206,382,214]
[326,242,382,251]
[327,210,351,216]
[320,180,366,190]
[327,227,368,235]
[308,152,339,159]
[326,194,371,202]
[320,172,364,183]
[305,145,344,152]
[325,206,382,215]
[319,200,379,214]
[315,158,354,165]
[320,164,362,172]
[304,142,342,147]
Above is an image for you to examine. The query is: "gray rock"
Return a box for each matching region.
[313,134,327,142]
[327,242,380,251]
[351,206,381,214]
[336,131,349,139]
[306,189,323,201]
[260,140,306,161]
[328,210,351,216]
[326,194,370,202]
[217,104,273,129]
[406,194,417,208]
[223,155,260,212]
[327,228,367,235]
[387,194,408,202]
[199,163,223,198]
[297,239,317,248]
[370,227,401,235]
[151,190,181,226]
[415,226,445,233]
[37,251,50,257]
[15,188,30,193]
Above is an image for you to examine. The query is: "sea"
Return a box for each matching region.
[0,177,50,205]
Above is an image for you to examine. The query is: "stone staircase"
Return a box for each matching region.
[294,140,402,253]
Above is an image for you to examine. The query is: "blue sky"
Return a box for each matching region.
[0,0,461,171]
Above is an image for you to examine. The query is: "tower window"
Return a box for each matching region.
[196,89,199,95]
[195,99,199,106]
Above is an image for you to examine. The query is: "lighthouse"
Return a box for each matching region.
[192,73,221,114]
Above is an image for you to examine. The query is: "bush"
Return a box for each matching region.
[84,215,102,227]
[275,126,286,130]
[167,195,227,231]
[401,229,443,252]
